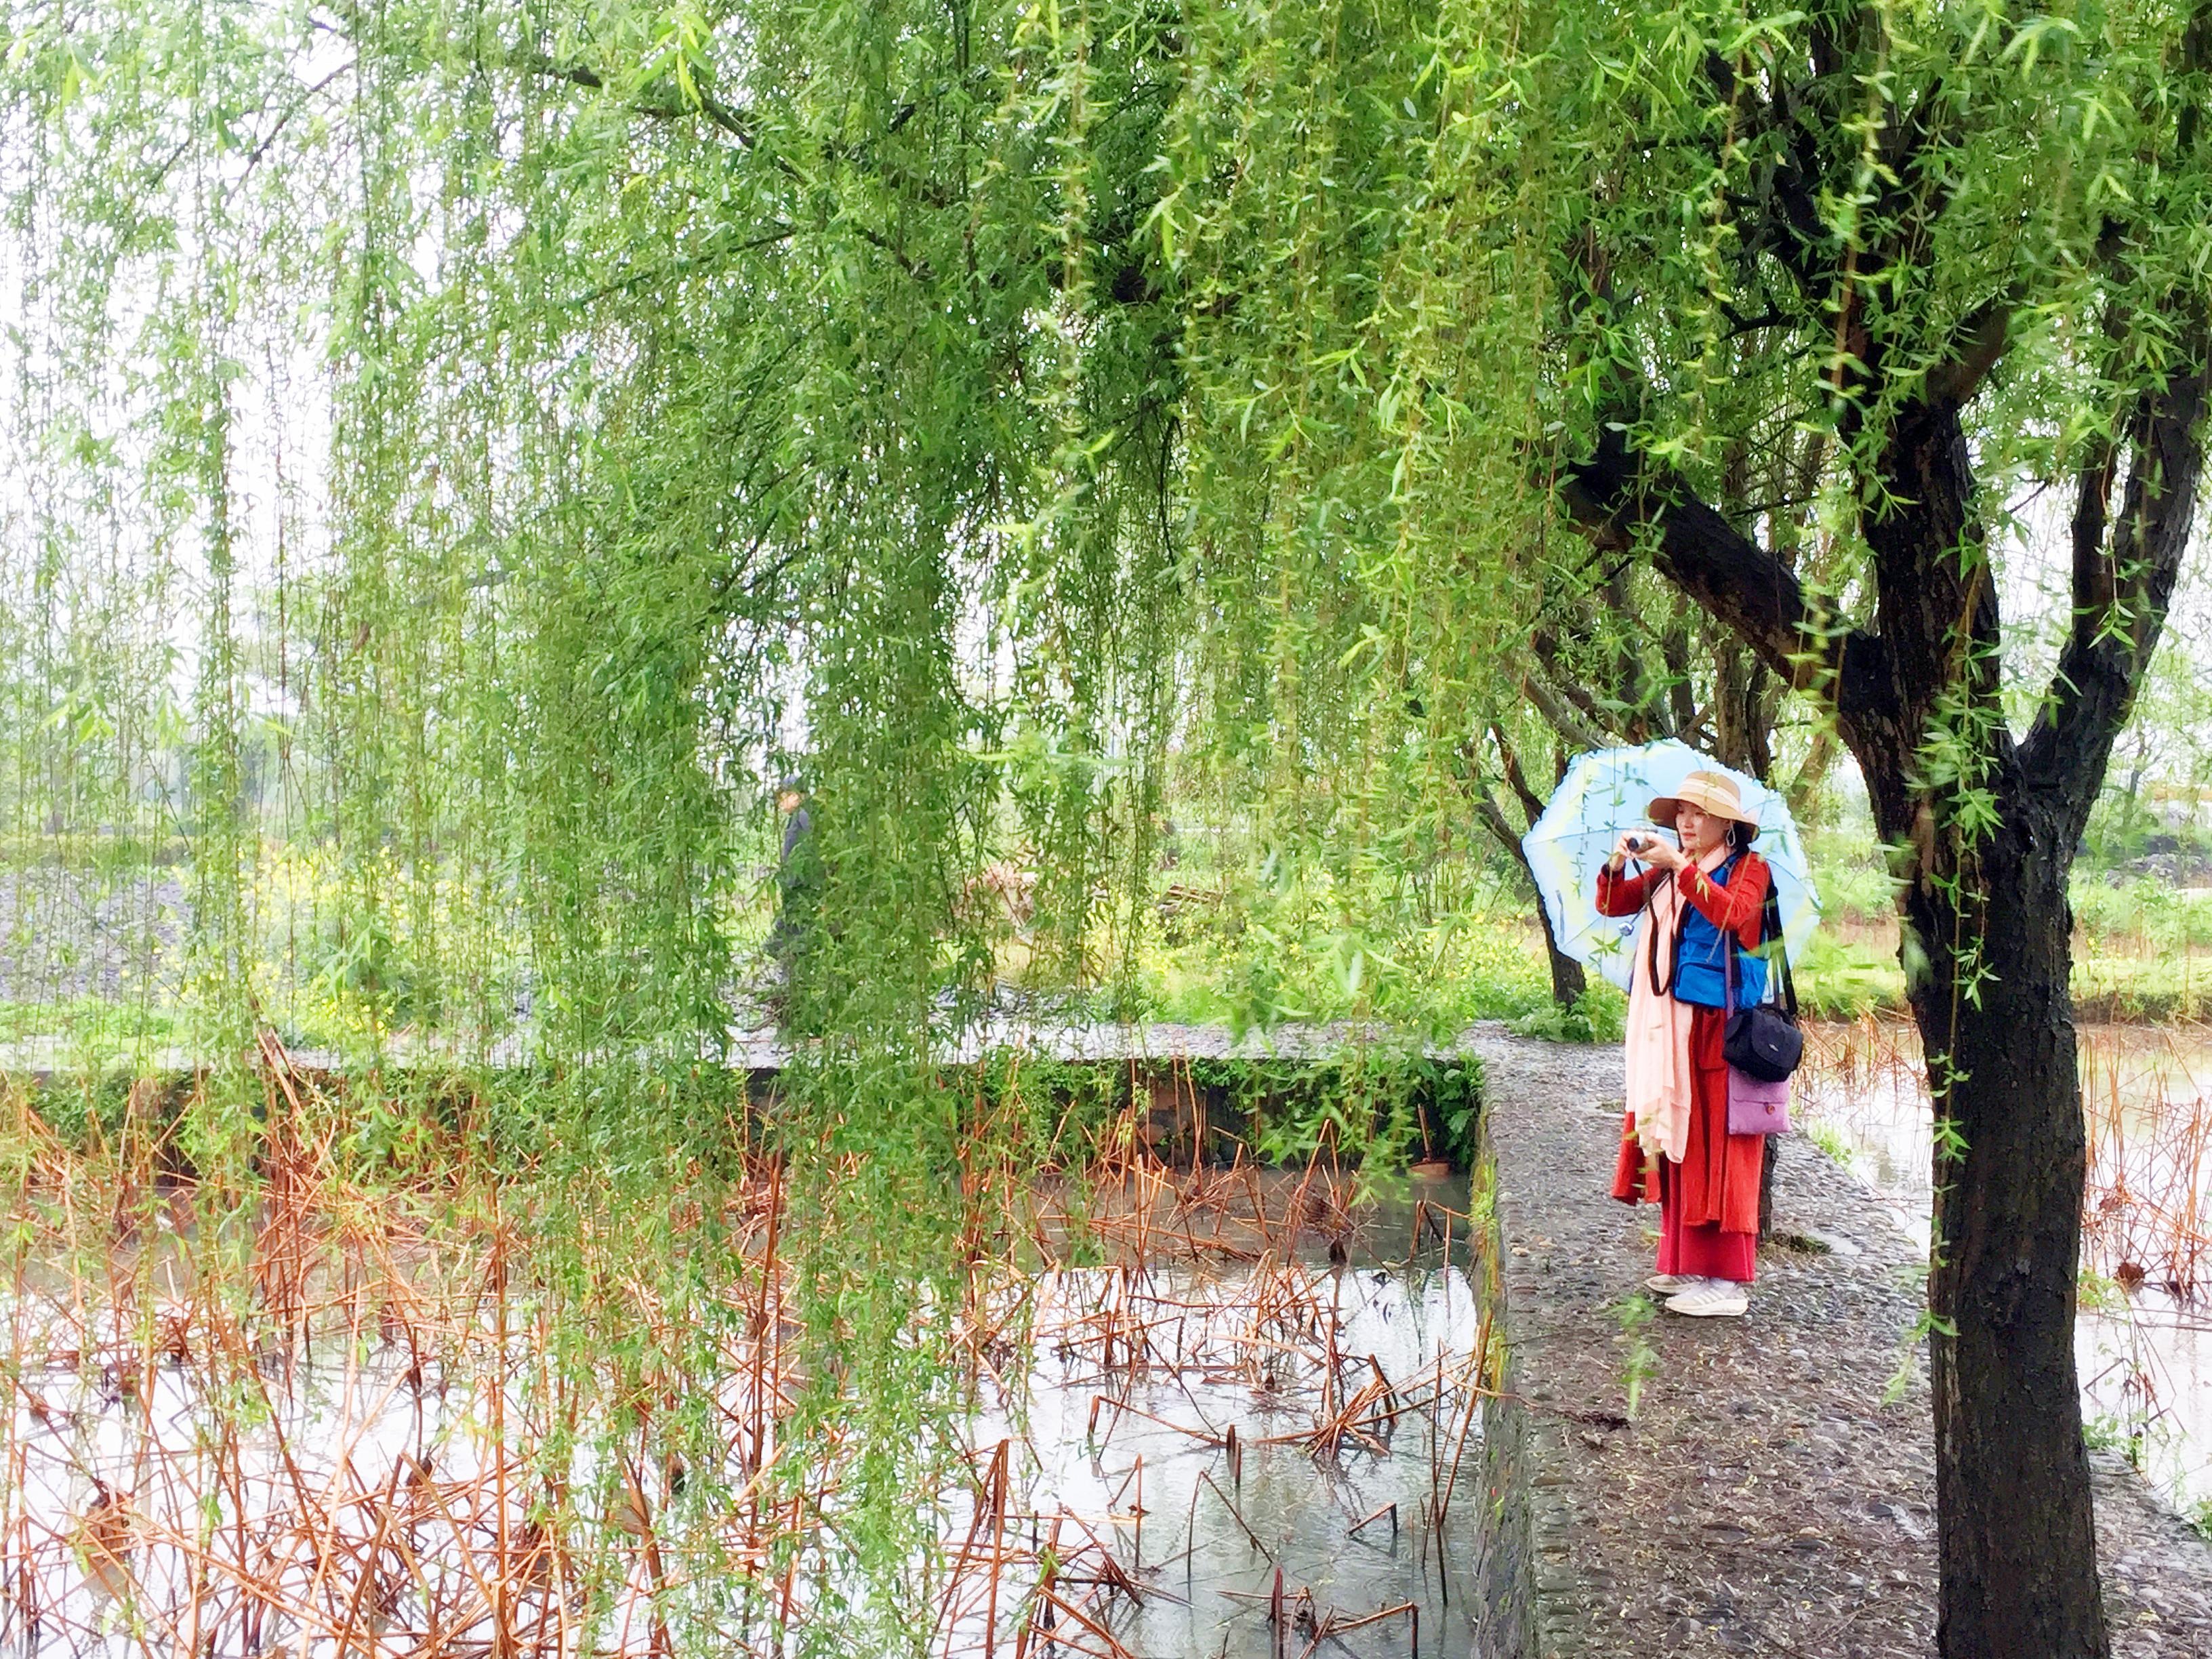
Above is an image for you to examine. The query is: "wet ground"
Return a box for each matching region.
[1473,1026,2212,1657]
[0,869,184,1006]
[1801,1019,2212,1515]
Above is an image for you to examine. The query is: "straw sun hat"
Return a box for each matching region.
[1647,770,1759,840]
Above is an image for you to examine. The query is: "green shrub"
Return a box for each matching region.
[0,832,190,870]
[1510,984,1626,1044]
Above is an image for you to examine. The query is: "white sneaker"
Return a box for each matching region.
[1644,1273,1698,1294]
[1665,1281,1749,1317]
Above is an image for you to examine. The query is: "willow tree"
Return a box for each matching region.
[1536,7,2211,1656]
[13,0,2209,1649]
[3,0,1534,1642]
[1159,1,2211,1654]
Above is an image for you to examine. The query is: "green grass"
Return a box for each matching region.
[1130,895,1563,1036]
[1805,1119,1857,1170]
[0,996,188,1069]
[10,848,2211,1077]
[1785,904,2212,1022]
[0,832,190,871]
[1783,834,2212,1021]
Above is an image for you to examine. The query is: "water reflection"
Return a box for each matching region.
[972,1256,1485,1657]
[1801,1019,2212,1519]
[1,1174,1489,1657]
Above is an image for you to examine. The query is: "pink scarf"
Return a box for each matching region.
[1622,844,1732,1164]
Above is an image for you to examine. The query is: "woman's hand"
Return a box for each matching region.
[1615,831,1683,872]
[1610,832,1678,872]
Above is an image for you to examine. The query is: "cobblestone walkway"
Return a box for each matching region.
[1472,1027,2212,1658]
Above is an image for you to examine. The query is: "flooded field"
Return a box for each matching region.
[0,1141,1491,1659]
[1801,1019,2212,1520]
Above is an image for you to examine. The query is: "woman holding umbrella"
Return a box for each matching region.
[1597,771,1771,1318]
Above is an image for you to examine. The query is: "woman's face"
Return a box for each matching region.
[1674,803,1729,857]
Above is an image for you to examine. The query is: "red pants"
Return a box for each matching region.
[1612,1004,1762,1284]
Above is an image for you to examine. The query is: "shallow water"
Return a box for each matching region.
[975,1258,1483,1657]
[1801,1020,2212,1519]
[1,1177,1488,1657]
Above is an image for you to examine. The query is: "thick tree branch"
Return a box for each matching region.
[1661,611,1697,735]
[1705,52,1835,302]
[1470,793,1527,862]
[1557,426,1871,718]
[1925,302,2013,406]
[2020,354,2210,834]
[1528,628,1620,738]
[2020,3,2212,835]
[1488,726,1550,825]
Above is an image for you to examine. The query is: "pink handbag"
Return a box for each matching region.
[1727,1065,1791,1136]
[1721,894,1792,1136]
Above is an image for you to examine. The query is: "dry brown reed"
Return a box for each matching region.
[0,1048,1486,1658]
[1803,1014,2212,1296]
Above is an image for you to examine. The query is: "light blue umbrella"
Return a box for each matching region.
[1521,739,1820,991]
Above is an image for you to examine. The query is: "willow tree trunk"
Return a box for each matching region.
[1473,794,1586,1007]
[1902,808,2104,1657]
[1536,886,1588,1009]
[1847,390,2114,1658]
[1561,137,2204,1637]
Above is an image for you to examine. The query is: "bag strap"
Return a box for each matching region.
[1724,869,1799,1019]
[1641,868,1677,997]
[1765,882,1799,1018]
[1721,884,1738,1014]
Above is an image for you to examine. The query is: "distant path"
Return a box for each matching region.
[1468,1028,2212,1658]
[0,1014,1481,1078]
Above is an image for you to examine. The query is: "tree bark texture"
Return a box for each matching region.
[1905,804,2104,1658]
[1711,638,1774,781]
[1472,790,1588,1008]
[1562,337,2205,1654]
[1535,881,1589,1008]
[1548,13,2212,1643]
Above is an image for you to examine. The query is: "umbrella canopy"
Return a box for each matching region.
[1521,739,1821,991]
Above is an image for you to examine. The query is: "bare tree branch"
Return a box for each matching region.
[1488,725,1549,824]
[1556,426,1868,714]
[1925,302,2013,407]
[2020,5,2212,835]
[1518,667,1610,752]
[516,49,759,145]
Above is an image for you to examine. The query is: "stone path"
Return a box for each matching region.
[1469,1027,2212,1658]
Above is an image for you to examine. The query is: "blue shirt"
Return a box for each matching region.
[1670,857,1768,1010]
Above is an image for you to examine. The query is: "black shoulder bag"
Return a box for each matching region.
[1722,881,1802,1083]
